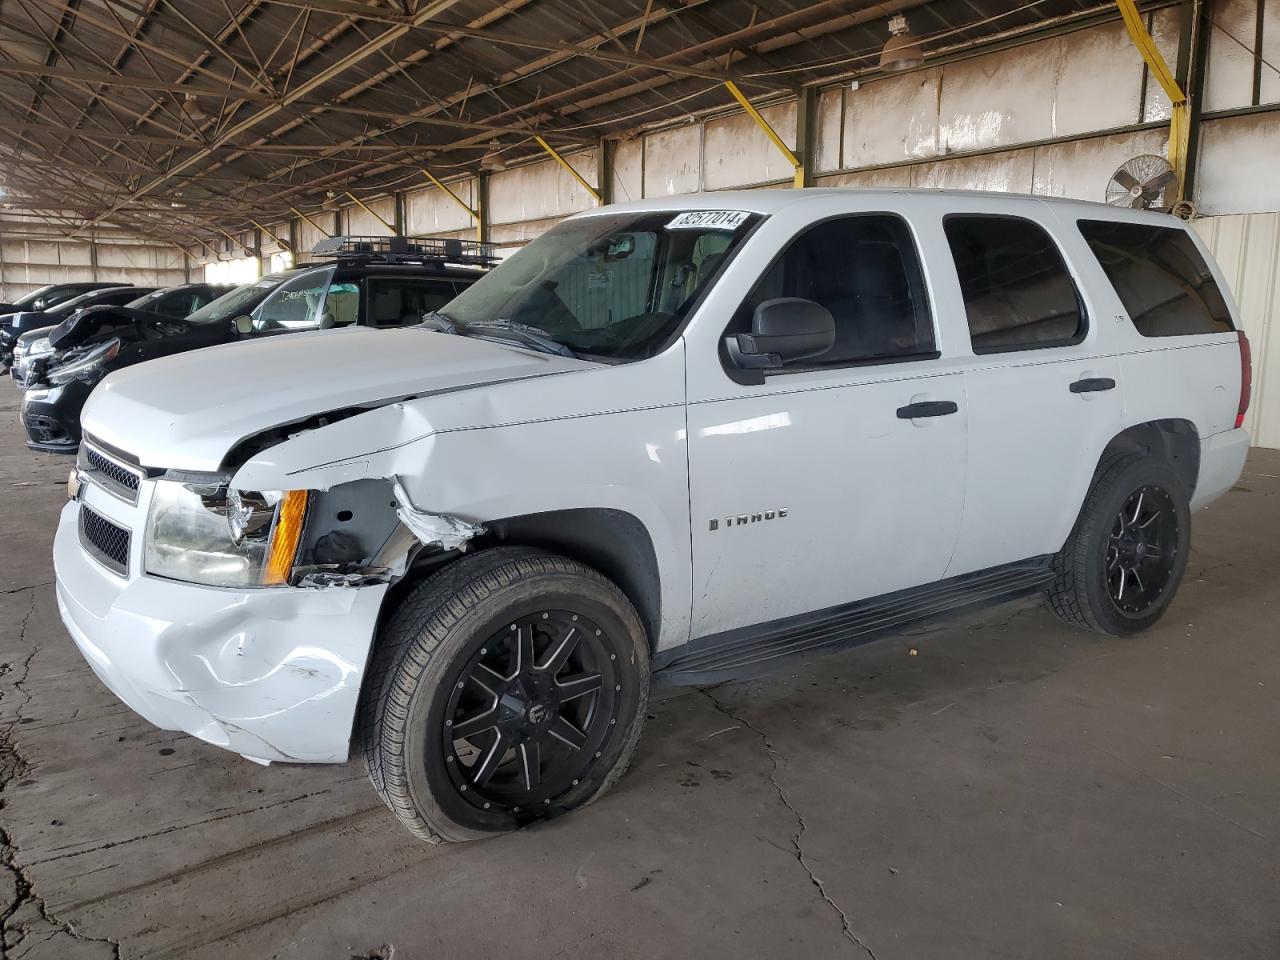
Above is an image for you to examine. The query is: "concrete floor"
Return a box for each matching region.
[0,377,1277,960]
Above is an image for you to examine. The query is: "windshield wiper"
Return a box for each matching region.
[463,319,577,358]
[419,311,462,334]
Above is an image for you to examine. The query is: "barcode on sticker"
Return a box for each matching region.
[666,210,750,230]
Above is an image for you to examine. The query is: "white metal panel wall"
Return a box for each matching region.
[642,126,701,196]
[489,148,598,228]
[342,196,395,235]
[611,138,644,203]
[1205,0,1260,111]
[405,179,476,235]
[1195,113,1280,216]
[702,100,796,189]
[1193,213,1280,448]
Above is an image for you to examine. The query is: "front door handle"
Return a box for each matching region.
[896,400,959,419]
[1070,377,1117,393]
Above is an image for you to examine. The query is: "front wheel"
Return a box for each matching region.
[1046,455,1192,636]
[358,548,649,842]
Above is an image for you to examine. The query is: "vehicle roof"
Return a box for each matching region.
[583,187,1188,227]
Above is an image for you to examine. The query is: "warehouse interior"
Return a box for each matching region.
[1,1,1279,957]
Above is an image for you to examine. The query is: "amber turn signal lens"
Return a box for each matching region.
[262,490,308,586]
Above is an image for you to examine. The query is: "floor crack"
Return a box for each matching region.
[1,592,122,958]
[699,687,878,960]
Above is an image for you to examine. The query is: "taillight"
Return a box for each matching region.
[1236,330,1252,430]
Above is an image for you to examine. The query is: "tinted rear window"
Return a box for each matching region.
[944,215,1085,353]
[1077,220,1233,336]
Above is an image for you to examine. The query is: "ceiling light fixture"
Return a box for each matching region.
[479,139,507,172]
[879,14,923,73]
[182,92,207,121]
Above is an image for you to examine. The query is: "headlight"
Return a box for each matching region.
[47,339,120,386]
[26,336,51,357]
[144,479,310,588]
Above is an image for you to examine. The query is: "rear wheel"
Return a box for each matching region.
[1046,455,1191,636]
[358,548,649,842]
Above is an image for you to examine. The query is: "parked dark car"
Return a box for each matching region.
[0,281,129,317]
[22,237,495,453]
[11,284,234,388]
[1,286,155,370]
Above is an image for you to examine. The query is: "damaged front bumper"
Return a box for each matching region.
[54,499,386,763]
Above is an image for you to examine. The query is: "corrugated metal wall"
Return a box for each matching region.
[1194,213,1280,448]
[0,218,188,301]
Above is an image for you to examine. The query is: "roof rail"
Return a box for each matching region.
[308,235,499,266]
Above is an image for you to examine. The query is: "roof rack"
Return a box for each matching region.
[309,235,499,266]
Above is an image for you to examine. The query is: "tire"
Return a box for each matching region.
[357,547,650,843]
[1046,454,1192,636]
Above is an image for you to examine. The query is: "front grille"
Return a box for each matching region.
[83,445,142,504]
[79,504,131,576]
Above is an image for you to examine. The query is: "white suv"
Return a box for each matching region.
[54,190,1252,842]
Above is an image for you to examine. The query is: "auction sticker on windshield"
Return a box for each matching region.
[666,210,751,230]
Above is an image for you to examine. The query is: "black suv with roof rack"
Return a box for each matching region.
[22,236,496,453]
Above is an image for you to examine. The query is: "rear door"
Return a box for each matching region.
[940,203,1125,576]
[685,210,968,638]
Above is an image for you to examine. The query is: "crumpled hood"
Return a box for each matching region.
[49,304,177,350]
[81,326,594,470]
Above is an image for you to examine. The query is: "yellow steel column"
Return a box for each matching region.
[724,80,805,188]
[1116,0,1189,200]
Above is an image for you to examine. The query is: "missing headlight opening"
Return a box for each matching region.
[277,477,484,589]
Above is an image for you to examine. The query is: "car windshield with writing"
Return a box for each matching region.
[437,209,761,361]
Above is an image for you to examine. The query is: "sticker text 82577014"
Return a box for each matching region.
[666,210,751,231]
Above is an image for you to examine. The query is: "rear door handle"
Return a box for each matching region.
[1070,377,1117,393]
[896,400,959,419]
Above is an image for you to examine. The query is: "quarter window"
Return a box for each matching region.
[728,214,935,368]
[944,215,1085,353]
[368,278,460,327]
[1077,220,1233,336]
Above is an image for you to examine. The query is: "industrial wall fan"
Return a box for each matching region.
[1105,154,1178,211]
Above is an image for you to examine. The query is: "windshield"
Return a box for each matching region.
[12,285,53,308]
[440,209,761,360]
[186,274,292,324]
[52,291,104,313]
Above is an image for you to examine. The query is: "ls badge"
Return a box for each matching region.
[709,508,787,531]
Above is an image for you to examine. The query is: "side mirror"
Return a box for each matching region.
[233,315,254,335]
[725,298,834,373]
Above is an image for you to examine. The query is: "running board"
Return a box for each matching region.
[654,557,1054,686]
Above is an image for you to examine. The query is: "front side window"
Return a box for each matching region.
[1077,220,1233,337]
[726,214,935,368]
[440,209,761,360]
[368,278,459,327]
[944,215,1085,353]
[253,268,336,332]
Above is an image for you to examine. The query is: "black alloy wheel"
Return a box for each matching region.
[359,547,649,843]
[1046,454,1191,636]
[441,611,621,814]
[1106,484,1180,616]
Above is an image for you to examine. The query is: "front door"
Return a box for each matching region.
[686,213,968,640]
